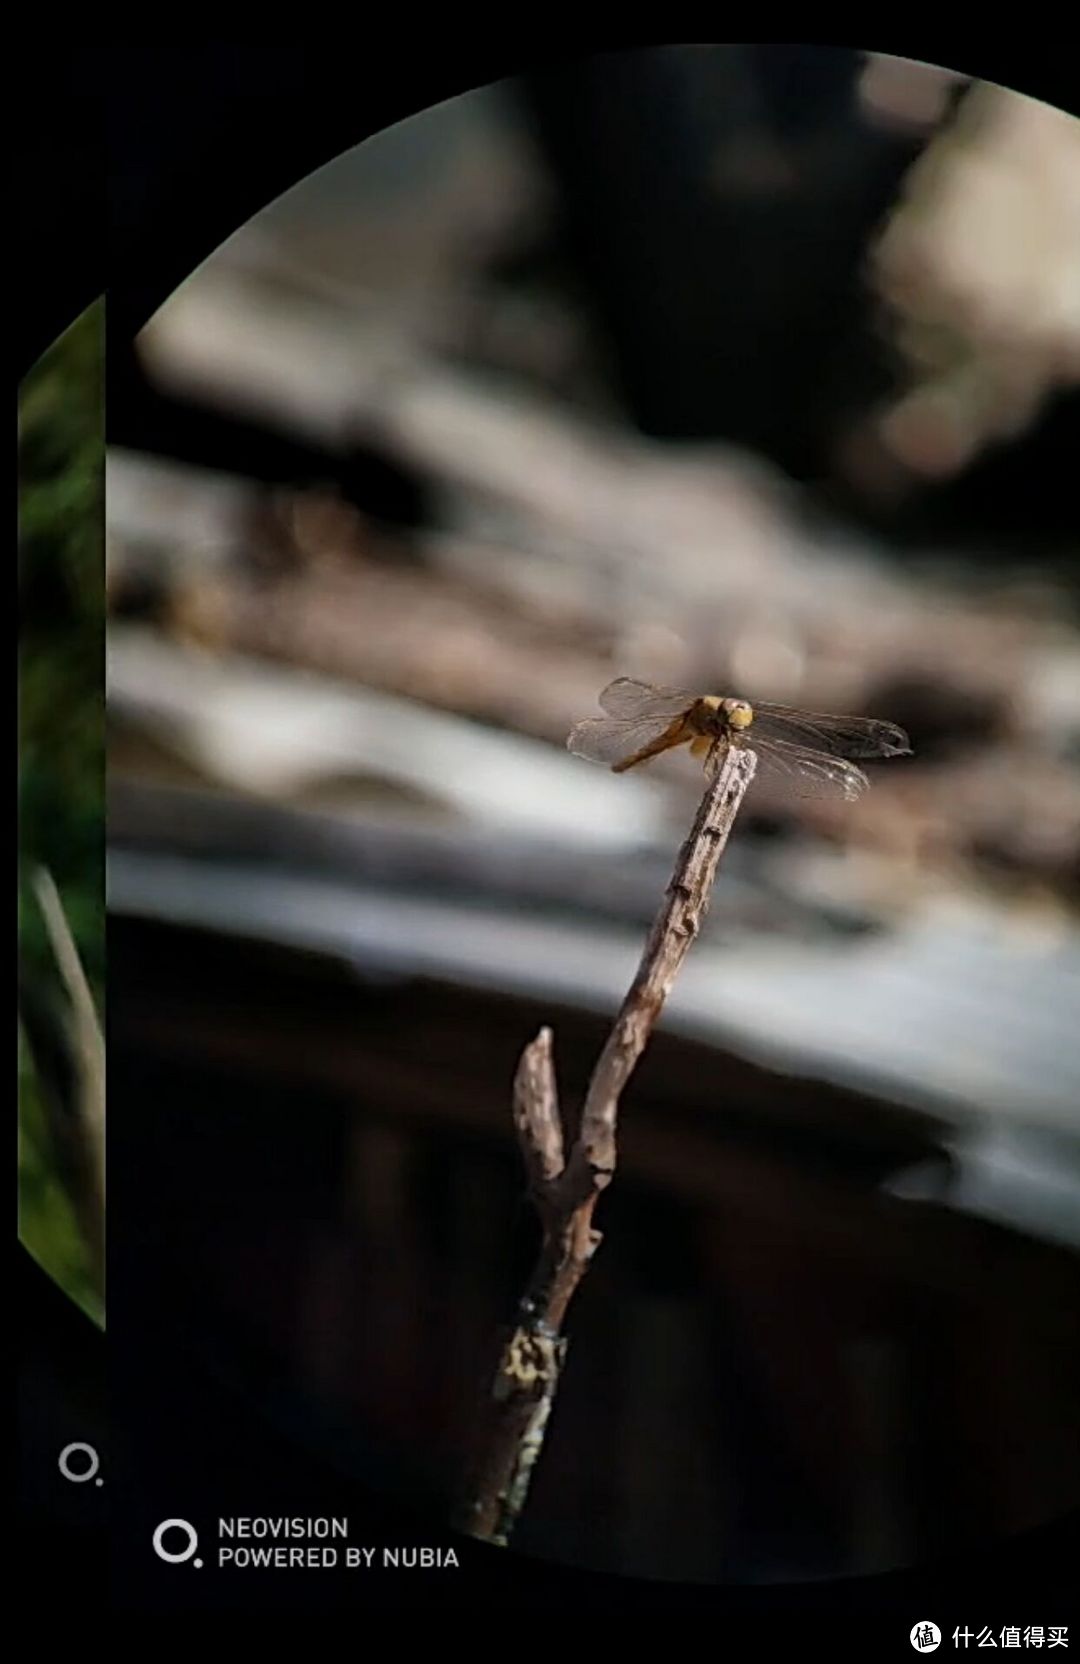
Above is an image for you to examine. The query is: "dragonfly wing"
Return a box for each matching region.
[751,702,911,760]
[598,677,695,719]
[567,712,685,768]
[750,736,870,802]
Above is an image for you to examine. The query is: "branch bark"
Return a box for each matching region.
[456,742,758,1545]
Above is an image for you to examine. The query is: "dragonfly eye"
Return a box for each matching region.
[725,700,754,730]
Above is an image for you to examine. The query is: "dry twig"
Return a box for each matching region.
[456,743,757,1544]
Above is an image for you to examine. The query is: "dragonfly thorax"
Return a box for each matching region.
[695,696,754,734]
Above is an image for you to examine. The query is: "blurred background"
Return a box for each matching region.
[103,48,1079,1583]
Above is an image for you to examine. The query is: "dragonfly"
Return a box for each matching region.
[567,678,912,801]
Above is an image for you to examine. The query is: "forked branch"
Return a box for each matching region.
[456,743,757,1544]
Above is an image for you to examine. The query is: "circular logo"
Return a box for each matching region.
[58,1442,100,1484]
[152,1519,202,1567]
[910,1623,942,1652]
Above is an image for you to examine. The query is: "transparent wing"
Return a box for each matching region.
[750,736,871,802]
[598,678,696,719]
[567,712,685,768]
[751,701,911,760]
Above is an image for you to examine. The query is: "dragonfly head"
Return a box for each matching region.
[722,698,754,731]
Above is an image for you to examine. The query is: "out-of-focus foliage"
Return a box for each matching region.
[18,302,105,1325]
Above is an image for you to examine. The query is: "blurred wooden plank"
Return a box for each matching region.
[107,626,671,847]
[107,841,1080,1147]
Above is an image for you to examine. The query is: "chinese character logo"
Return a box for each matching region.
[912,1623,943,1652]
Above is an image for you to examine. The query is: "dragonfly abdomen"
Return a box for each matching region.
[611,715,690,773]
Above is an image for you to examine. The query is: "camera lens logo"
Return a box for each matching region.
[153,1520,203,1569]
[910,1623,942,1652]
[58,1443,102,1486]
